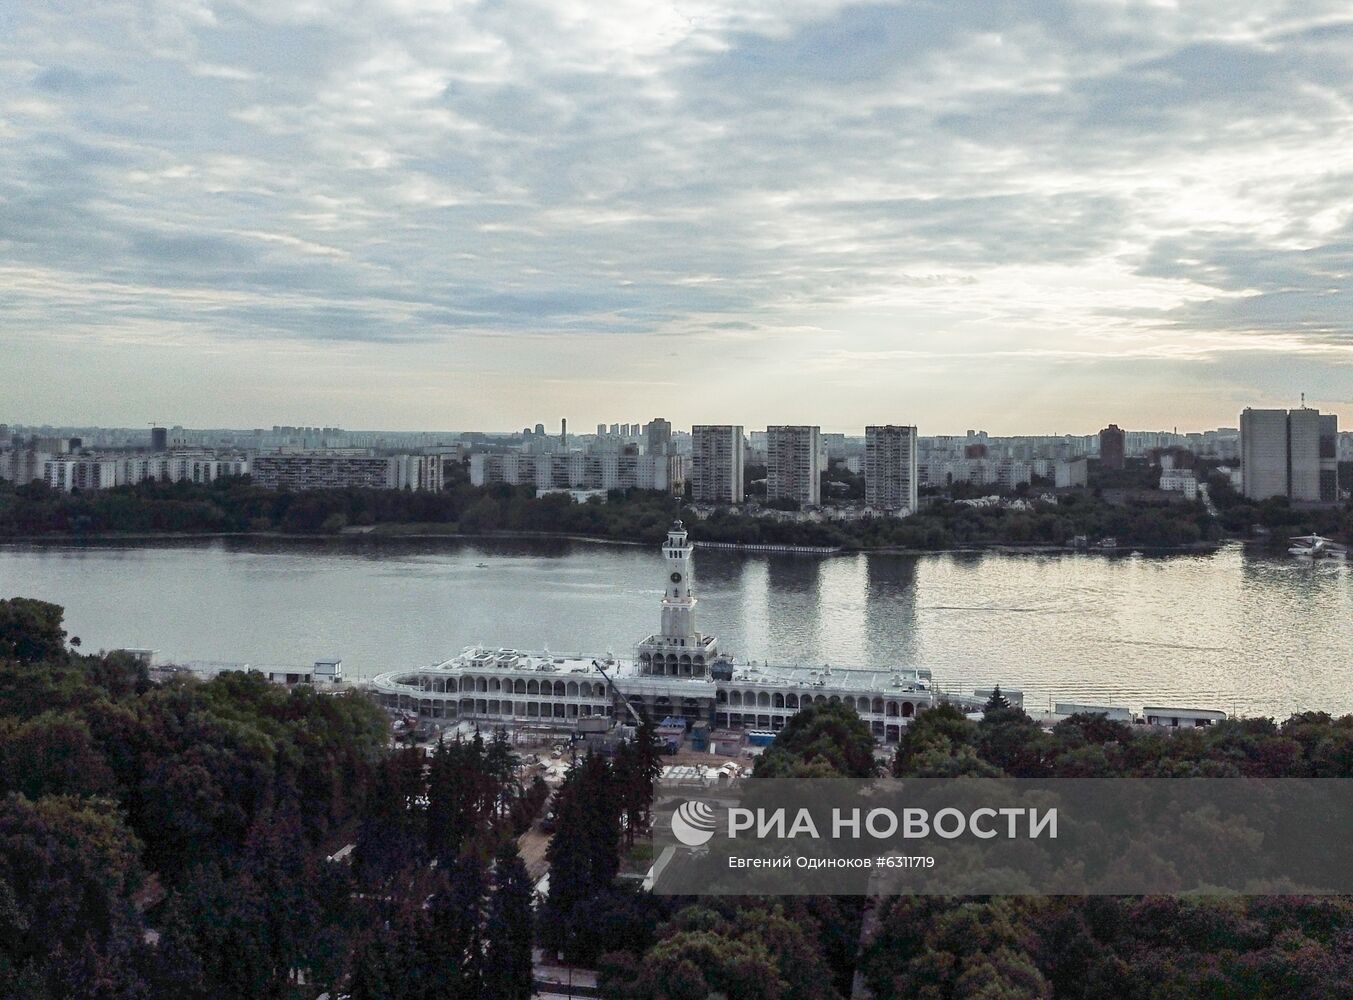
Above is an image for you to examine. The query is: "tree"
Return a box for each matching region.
[483,840,534,1000]
[0,598,68,664]
[540,753,620,959]
[893,702,977,776]
[0,794,146,994]
[754,701,877,778]
[977,691,1048,777]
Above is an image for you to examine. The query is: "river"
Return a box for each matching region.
[1,537,1349,718]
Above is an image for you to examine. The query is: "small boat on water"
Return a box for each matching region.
[1288,535,1348,559]
[474,562,490,568]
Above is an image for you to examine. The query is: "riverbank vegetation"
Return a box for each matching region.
[11,471,1348,551]
[597,697,1353,1000]
[10,597,1353,997]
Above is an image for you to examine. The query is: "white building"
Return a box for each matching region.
[1142,706,1226,729]
[1054,458,1088,489]
[690,425,745,504]
[469,452,679,493]
[0,447,57,485]
[44,458,119,492]
[368,522,992,744]
[922,458,1033,491]
[864,425,919,514]
[766,425,821,507]
[113,454,250,486]
[1159,469,1198,500]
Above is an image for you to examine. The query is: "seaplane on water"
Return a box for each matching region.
[1288,535,1349,559]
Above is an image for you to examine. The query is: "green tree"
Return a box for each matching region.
[754,701,877,778]
[0,598,68,664]
[483,839,534,1000]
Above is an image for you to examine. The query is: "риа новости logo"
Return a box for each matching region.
[670,799,718,846]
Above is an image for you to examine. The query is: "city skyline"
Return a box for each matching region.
[5,2,1353,430]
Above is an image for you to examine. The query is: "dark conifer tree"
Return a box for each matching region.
[483,839,535,1000]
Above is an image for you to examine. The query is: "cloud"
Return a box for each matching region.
[3,0,1353,428]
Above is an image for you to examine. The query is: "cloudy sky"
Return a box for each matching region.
[3,0,1352,434]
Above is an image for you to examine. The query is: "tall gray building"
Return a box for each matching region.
[865,425,919,514]
[1240,407,1339,502]
[644,417,672,456]
[766,425,821,507]
[691,425,745,504]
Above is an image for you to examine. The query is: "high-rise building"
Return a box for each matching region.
[1287,408,1321,502]
[644,417,672,456]
[864,425,919,514]
[691,425,745,504]
[766,425,822,507]
[1319,414,1339,502]
[150,426,168,451]
[1099,424,1125,470]
[1240,409,1288,500]
[1240,407,1339,502]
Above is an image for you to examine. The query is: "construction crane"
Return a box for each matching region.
[592,659,644,725]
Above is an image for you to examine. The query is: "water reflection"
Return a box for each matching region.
[0,539,1348,717]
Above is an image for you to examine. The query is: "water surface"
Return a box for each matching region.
[1,538,1348,718]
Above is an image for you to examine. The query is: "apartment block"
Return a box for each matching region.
[864,425,919,514]
[690,425,745,504]
[766,426,821,507]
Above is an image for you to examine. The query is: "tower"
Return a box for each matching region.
[660,520,696,639]
[637,520,718,678]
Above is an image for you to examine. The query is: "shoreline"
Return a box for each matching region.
[0,527,1234,557]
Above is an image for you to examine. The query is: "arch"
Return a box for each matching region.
[757,691,770,708]
[902,701,915,718]
[872,697,884,714]
[553,681,565,697]
[527,680,539,695]
[729,691,743,707]
[772,693,785,709]
[566,681,579,697]
[475,676,488,693]
[886,701,899,717]
[514,679,527,694]
[786,694,799,709]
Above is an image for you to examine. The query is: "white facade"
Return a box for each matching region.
[1054,458,1088,489]
[922,458,1033,490]
[369,523,968,744]
[114,454,250,486]
[1159,469,1198,500]
[44,459,119,492]
[0,448,56,485]
[690,425,745,504]
[766,425,822,507]
[470,452,678,493]
[864,425,919,514]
